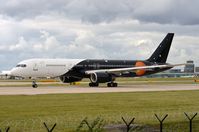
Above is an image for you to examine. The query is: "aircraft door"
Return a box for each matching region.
[32,61,44,77]
[33,63,38,71]
[94,63,100,69]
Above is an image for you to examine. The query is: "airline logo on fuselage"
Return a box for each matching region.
[135,61,146,76]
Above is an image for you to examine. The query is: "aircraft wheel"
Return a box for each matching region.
[107,82,118,87]
[89,83,99,87]
[32,81,38,88]
[113,83,118,87]
[32,84,38,88]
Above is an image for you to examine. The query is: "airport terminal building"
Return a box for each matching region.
[147,60,199,78]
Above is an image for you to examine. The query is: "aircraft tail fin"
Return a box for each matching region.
[147,33,174,63]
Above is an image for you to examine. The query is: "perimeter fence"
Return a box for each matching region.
[0,112,198,132]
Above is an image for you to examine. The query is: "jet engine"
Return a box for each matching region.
[90,72,114,83]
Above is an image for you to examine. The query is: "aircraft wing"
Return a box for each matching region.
[85,63,186,74]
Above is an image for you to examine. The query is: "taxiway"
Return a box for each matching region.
[0,83,198,95]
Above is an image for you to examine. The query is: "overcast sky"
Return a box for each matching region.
[0,0,199,70]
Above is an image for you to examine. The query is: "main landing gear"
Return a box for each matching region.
[89,82,99,87]
[89,82,118,87]
[107,82,118,87]
[32,80,38,88]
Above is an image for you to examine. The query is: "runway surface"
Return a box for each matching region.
[0,84,198,95]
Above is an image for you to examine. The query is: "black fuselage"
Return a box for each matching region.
[64,59,171,79]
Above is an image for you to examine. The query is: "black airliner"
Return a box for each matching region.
[9,33,184,88]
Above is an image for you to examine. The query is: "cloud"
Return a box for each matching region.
[0,0,199,25]
[9,36,28,51]
[0,0,199,70]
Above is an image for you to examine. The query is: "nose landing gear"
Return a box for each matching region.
[32,80,38,88]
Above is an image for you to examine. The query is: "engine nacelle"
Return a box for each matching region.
[90,72,113,83]
[59,76,82,83]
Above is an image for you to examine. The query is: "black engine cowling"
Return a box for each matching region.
[59,76,82,83]
[90,72,114,83]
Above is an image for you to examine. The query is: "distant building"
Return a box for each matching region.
[169,69,181,73]
[195,67,199,73]
[184,60,195,73]
[146,60,199,78]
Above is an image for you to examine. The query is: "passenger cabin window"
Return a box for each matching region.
[16,64,27,68]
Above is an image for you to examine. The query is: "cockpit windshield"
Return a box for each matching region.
[16,64,27,68]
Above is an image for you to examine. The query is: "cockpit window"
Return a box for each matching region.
[16,64,27,67]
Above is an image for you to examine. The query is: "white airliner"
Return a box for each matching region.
[2,33,185,88]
